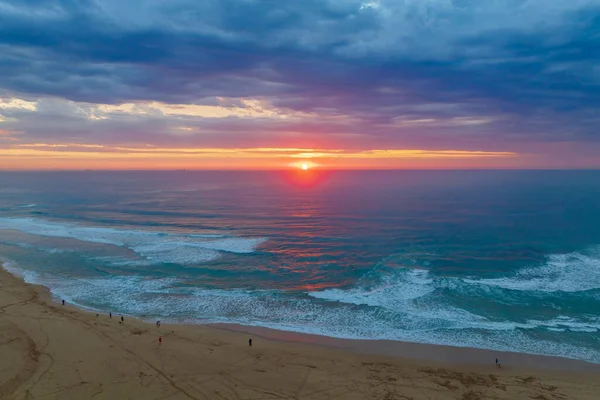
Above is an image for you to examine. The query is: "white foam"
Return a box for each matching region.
[309,268,495,330]
[0,240,70,254]
[184,237,267,254]
[464,252,600,293]
[189,234,226,238]
[0,217,266,265]
[132,242,221,265]
[309,268,435,306]
[525,316,600,333]
[1,262,40,285]
[308,255,600,336]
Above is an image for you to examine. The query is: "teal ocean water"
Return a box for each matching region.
[1,170,599,363]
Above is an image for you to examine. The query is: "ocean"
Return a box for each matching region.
[1,170,599,363]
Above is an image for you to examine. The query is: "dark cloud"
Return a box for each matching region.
[0,0,599,156]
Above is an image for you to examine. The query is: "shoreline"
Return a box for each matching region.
[209,323,600,372]
[3,262,600,372]
[2,266,600,399]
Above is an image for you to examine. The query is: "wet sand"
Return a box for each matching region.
[1,266,599,399]
[211,324,600,372]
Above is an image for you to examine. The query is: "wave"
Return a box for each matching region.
[308,268,487,326]
[0,217,266,265]
[4,262,599,364]
[308,250,600,333]
[8,264,598,335]
[525,316,600,333]
[0,240,69,254]
[464,252,600,293]
[309,268,435,305]
[311,250,600,312]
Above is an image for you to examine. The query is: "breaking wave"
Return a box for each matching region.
[0,217,266,265]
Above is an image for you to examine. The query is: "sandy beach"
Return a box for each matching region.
[1,266,599,400]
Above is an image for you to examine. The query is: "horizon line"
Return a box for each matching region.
[1,168,599,172]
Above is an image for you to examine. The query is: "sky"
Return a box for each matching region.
[0,0,599,170]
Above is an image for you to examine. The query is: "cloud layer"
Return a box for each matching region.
[0,0,599,168]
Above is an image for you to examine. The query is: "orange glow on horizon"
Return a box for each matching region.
[0,144,520,170]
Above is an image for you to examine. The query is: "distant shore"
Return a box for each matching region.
[1,265,599,399]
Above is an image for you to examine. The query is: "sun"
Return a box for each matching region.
[290,161,316,170]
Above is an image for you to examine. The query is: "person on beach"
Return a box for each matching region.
[497,359,502,368]
[495,358,498,367]
[62,299,65,306]
[159,336,162,344]
[249,338,252,347]
[156,320,160,327]
[121,316,124,323]
[109,312,112,319]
